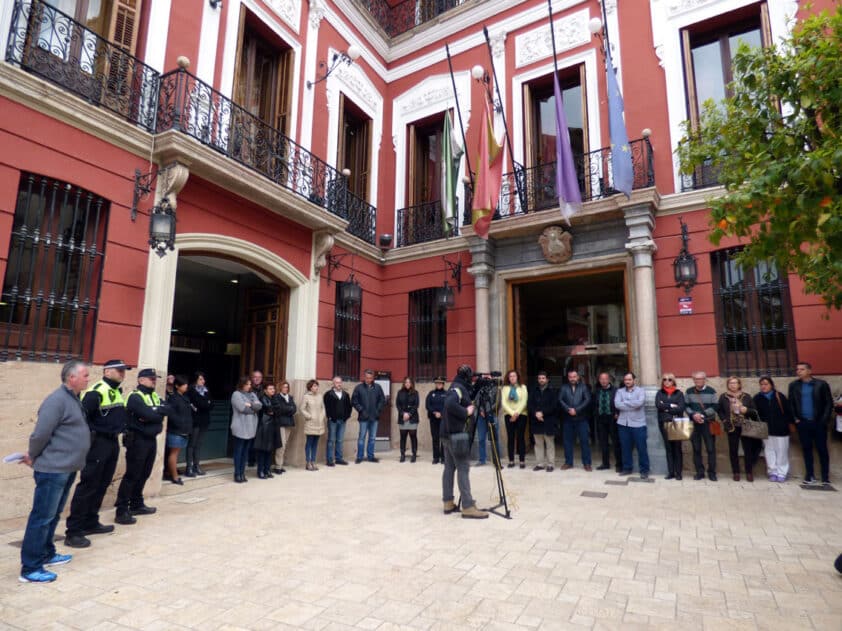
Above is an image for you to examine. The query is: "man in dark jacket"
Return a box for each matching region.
[788,361,834,485]
[64,359,131,548]
[558,370,592,470]
[19,360,90,583]
[352,369,385,463]
[114,368,171,524]
[425,377,447,464]
[441,365,487,519]
[685,371,718,481]
[324,376,353,466]
[592,372,619,472]
[528,372,559,471]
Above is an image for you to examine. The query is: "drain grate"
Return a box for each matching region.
[629,477,655,483]
[800,484,837,492]
[581,491,608,498]
[604,480,628,486]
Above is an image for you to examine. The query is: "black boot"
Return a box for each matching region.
[400,453,406,463]
[184,465,196,478]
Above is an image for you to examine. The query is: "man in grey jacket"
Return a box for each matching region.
[614,372,649,479]
[19,360,90,583]
[352,369,385,463]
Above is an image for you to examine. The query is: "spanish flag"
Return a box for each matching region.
[471,102,504,240]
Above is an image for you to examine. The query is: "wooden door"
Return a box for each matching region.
[241,287,288,384]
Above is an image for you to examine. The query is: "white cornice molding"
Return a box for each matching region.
[514,8,589,68]
[267,0,302,33]
[656,186,723,216]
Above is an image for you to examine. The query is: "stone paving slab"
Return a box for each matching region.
[1,456,842,630]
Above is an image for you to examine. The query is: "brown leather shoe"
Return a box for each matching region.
[461,504,489,519]
[584,465,593,472]
[561,464,573,470]
[443,500,460,515]
[733,473,740,481]
[746,472,754,482]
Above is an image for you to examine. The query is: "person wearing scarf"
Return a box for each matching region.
[717,376,759,481]
[501,370,529,469]
[655,373,686,480]
[753,376,794,482]
[185,372,212,477]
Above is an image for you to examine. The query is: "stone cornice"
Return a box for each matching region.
[382,235,470,264]
[656,186,725,216]
[333,231,382,262]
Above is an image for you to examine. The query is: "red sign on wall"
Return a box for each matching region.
[679,296,694,315]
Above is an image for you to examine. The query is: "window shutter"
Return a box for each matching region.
[107,0,143,55]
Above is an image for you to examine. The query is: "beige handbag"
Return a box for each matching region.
[667,417,693,441]
[740,411,768,440]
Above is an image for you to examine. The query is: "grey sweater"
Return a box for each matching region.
[29,385,90,473]
[614,386,647,428]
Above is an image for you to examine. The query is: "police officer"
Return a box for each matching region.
[64,359,131,548]
[114,368,171,525]
[441,365,488,519]
[425,377,447,464]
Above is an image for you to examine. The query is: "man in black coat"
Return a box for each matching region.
[788,361,834,485]
[441,365,487,519]
[528,372,559,472]
[324,376,353,466]
[425,377,447,464]
[352,369,386,463]
[592,372,620,472]
[558,369,592,470]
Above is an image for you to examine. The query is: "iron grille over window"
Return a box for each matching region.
[333,281,361,379]
[0,173,108,362]
[408,287,446,381]
[711,248,795,377]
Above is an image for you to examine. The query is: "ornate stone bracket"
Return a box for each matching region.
[312,230,335,277]
[157,162,190,211]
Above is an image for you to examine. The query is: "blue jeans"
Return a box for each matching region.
[232,437,251,477]
[618,425,649,474]
[21,471,76,574]
[562,419,592,466]
[476,415,501,464]
[357,419,378,460]
[327,419,347,462]
[305,434,320,461]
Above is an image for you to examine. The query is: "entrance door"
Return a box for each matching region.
[241,287,288,383]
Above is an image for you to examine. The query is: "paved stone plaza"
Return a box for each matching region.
[1,456,841,631]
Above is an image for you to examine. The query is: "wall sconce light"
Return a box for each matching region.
[437,283,456,311]
[307,45,361,89]
[149,198,177,257]
[673,218,698,294]
[209,0,222,9]
[437,254,463,311]
[471,64,503,114]
[339,273,362,305]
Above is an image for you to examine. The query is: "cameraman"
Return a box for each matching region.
[440,365,488,519]
[474,372,501,467]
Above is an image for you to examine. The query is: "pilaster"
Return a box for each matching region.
[468,238,495,373]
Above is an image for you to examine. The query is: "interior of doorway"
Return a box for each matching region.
[167,255,288,460]
[511,268,629,390]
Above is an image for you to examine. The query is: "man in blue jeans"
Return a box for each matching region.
[19,360,91,583]
[558,370,592,470]
[474,373,501,466]
[324,375,352,466]
[614,372,649,479]
[352,369,385,463]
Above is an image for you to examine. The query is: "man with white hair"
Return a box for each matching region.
[685,371,719,481]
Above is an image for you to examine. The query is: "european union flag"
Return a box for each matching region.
[605,44,632,198]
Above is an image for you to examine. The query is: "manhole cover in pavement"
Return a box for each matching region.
[580,491,608,498]
[176,496,208,504]
[629,477,655,483]
[800,484,837,492]
[604,480,628,486]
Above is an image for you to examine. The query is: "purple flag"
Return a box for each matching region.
[553,73,582,224]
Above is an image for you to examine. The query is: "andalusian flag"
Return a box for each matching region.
[471,102,504,240]
[441,112,463,237]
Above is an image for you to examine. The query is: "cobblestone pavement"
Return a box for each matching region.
[1,455,841,630]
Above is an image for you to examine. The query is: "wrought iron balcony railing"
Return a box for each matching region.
[681,161,721,192]
[396,200,446,247]
[5,0,160,132]
[344,190,377,245]
[357,0,465,38]
[463,137,655,224]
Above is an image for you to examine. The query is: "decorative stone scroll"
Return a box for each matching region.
[515,9,589,68]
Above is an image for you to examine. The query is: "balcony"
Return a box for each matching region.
[396,200,447,247]
[356,0,466,38]
[5,0,160,131]
[680,161,721,192]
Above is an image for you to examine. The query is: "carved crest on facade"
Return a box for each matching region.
[538,226,573,264]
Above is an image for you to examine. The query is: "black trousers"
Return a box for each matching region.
[115,432,157,513]
[506,415,527,462]
[429,417,442,461]
[66,433,119,536]
[658,421,683,476]
[691,421,717,474]
[727,428,763,475]
[399,429,418,455]
[595,414,621,468]
[185,425,207,469]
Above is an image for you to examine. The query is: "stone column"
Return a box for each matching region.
[468,238,495,373]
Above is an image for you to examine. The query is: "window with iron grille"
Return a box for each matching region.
[333,281,361,379]
[711,248,796,377]
[408,287,447,382]
[0,173,108,362]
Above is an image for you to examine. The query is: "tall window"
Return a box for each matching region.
[711,248,796,377]
[408,288,446,381]
[333,282,362,379]
[523,65,587,208]
[0,173,108,362]
[406,112,445,207]
[337,95,372,201]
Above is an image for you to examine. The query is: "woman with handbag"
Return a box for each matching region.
[655,373,687,480]
[753,376,794,482]
[501,370,529,469]
[717,376,759,481]
[396,377,420,463]
[301,379,327,471]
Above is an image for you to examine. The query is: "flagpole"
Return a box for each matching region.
[481,26,526,214]
[445,44,473,190]
[547,0,561,76]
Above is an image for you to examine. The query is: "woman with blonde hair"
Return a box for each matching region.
[501,369,529,469]
[718,376,759,481]
[655,372,686,481]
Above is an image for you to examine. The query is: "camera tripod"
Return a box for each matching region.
[482,415,511,519]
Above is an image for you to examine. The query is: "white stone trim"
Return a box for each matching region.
[324,50,384,204]
[391,72,472,216]
[143,0,172,72]
[514,9,590,68]
[511,49,601,166]
[649,0,798,191]
[265,0,302,33]
[298,1,322,151]
[196,0,222,84]
[0,0,15,60]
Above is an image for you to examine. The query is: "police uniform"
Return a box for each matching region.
[425,377,447,464]
[115,368,170,523]
[64,360,130,545]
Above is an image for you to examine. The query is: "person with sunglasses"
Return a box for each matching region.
[655,373,686,480]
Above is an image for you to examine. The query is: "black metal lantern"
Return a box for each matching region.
[673,218,698,294]
[340,274,362,305]
[149,198,176,257]
[437,283,455,311]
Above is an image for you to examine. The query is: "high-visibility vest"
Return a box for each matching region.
[81,380,125,412]
[128,389,161,408]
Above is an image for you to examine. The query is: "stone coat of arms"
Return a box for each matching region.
[538,226,573,264]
